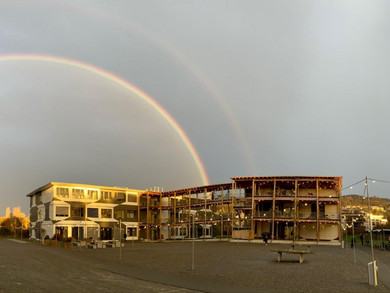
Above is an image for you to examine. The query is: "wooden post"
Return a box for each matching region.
[146,192,150,241]
[188,190,191,240]
[173,192,177,239]
[221,186,224,240]
[251,179,255,240]
[271,178,276,241]
[294,179,298,243]
[159,193,162,240]
[316,179,319,243]
[338,178,342,242]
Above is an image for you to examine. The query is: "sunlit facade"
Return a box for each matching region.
[27,176,342,244]
[26,182,141,241]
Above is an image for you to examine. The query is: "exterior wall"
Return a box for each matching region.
[27,182,143,241]
[27,177,340,244]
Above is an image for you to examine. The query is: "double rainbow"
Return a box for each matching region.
[0,54,209,186]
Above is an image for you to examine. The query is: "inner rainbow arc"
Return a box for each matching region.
[0,54,210,186]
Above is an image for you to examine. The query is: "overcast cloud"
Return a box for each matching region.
[1,0,390,215]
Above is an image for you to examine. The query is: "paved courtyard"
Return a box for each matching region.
[0,238,389,292]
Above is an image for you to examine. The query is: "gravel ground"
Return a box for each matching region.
[0,238,389,293]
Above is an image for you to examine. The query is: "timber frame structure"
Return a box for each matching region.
[139,176,343,244]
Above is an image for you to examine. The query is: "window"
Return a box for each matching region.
[115,210,125,219]
[36,193,42,204]
[102,191,112,200]
[127,194,137,203]
[86,190,98,199]
[101,209,112,218]
[71,207,84,217]
[72,189,84,199]
[115,192,125,202]
[126,210,135,219]
[57,188,69,198]
[127,227,137,237]
[56,206,69,217]
[87,208,98,218]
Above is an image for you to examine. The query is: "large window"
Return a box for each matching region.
[56,188,69,198]
[127,194,137,203]
[101,209,112,218]
[72,188,84,199]
[126,210,135,219]
[56,206,69,217]
[87,208,98,218]
[71,207,84,217]
[86,190,98,199]
[115,210,125,219]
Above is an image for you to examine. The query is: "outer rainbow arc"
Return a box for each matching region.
[0,54,209,186]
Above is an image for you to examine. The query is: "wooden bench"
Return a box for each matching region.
[271,247,312,263]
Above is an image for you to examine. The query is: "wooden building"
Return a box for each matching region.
[139,176,342,243]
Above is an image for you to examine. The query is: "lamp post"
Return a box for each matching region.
[191,213,195,271]
[366,177,375,263]
[352,219,356,263]
[119,218,122,260]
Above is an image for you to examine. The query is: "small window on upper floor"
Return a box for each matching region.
[72,188,84,199]
[86,190,98,200]
[36,193,42,205]
[115,192,125,202]
[127,194,137,203]
[56,187,69,198]
[102,191,112,200]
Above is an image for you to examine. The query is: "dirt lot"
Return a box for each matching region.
[0,238,389,293]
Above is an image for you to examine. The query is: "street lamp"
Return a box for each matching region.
[352,218,356,263]
[190,212,195,271]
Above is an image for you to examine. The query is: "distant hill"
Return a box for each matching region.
[342,194,390,212]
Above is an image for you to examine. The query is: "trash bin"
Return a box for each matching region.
[368,261,378,286]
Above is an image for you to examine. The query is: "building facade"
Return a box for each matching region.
[27,176,343,244]
[26,182,142,241]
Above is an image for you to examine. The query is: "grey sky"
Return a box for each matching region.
[1,1,390,215]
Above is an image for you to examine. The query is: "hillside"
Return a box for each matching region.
[342,194,390,212]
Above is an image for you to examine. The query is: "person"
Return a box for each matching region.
[360,233,364,245]
[263,234,268,246]
[351,237,355,248]
[123,233,127,243]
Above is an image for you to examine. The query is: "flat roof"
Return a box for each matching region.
[26,182,145,197]
[231,176,342,181]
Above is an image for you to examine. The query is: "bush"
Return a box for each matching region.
[0,227,11,236]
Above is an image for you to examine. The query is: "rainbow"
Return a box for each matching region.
[0,54,210,186]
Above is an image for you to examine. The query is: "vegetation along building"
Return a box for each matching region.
[27,176,343,244]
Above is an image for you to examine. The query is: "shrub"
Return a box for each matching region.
[0,227,11,236]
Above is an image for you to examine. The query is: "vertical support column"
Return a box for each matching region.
[221,186,224,240]
[173,192,177,239]
[159,193,162,240]
[271,178,276,241]
[137,193,141,241]
[251,179,255,240]
[294,179,298,242]
[316,179,320,243]
[232,180,236,238]
[337,178,342,241]
[146,192,150,241]
[188,190,191,240]
[204,187,207,239]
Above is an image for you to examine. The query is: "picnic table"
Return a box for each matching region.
[271,246,312,263]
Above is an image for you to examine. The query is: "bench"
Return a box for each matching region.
[271,247,312,263]
[87,243,97,249]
